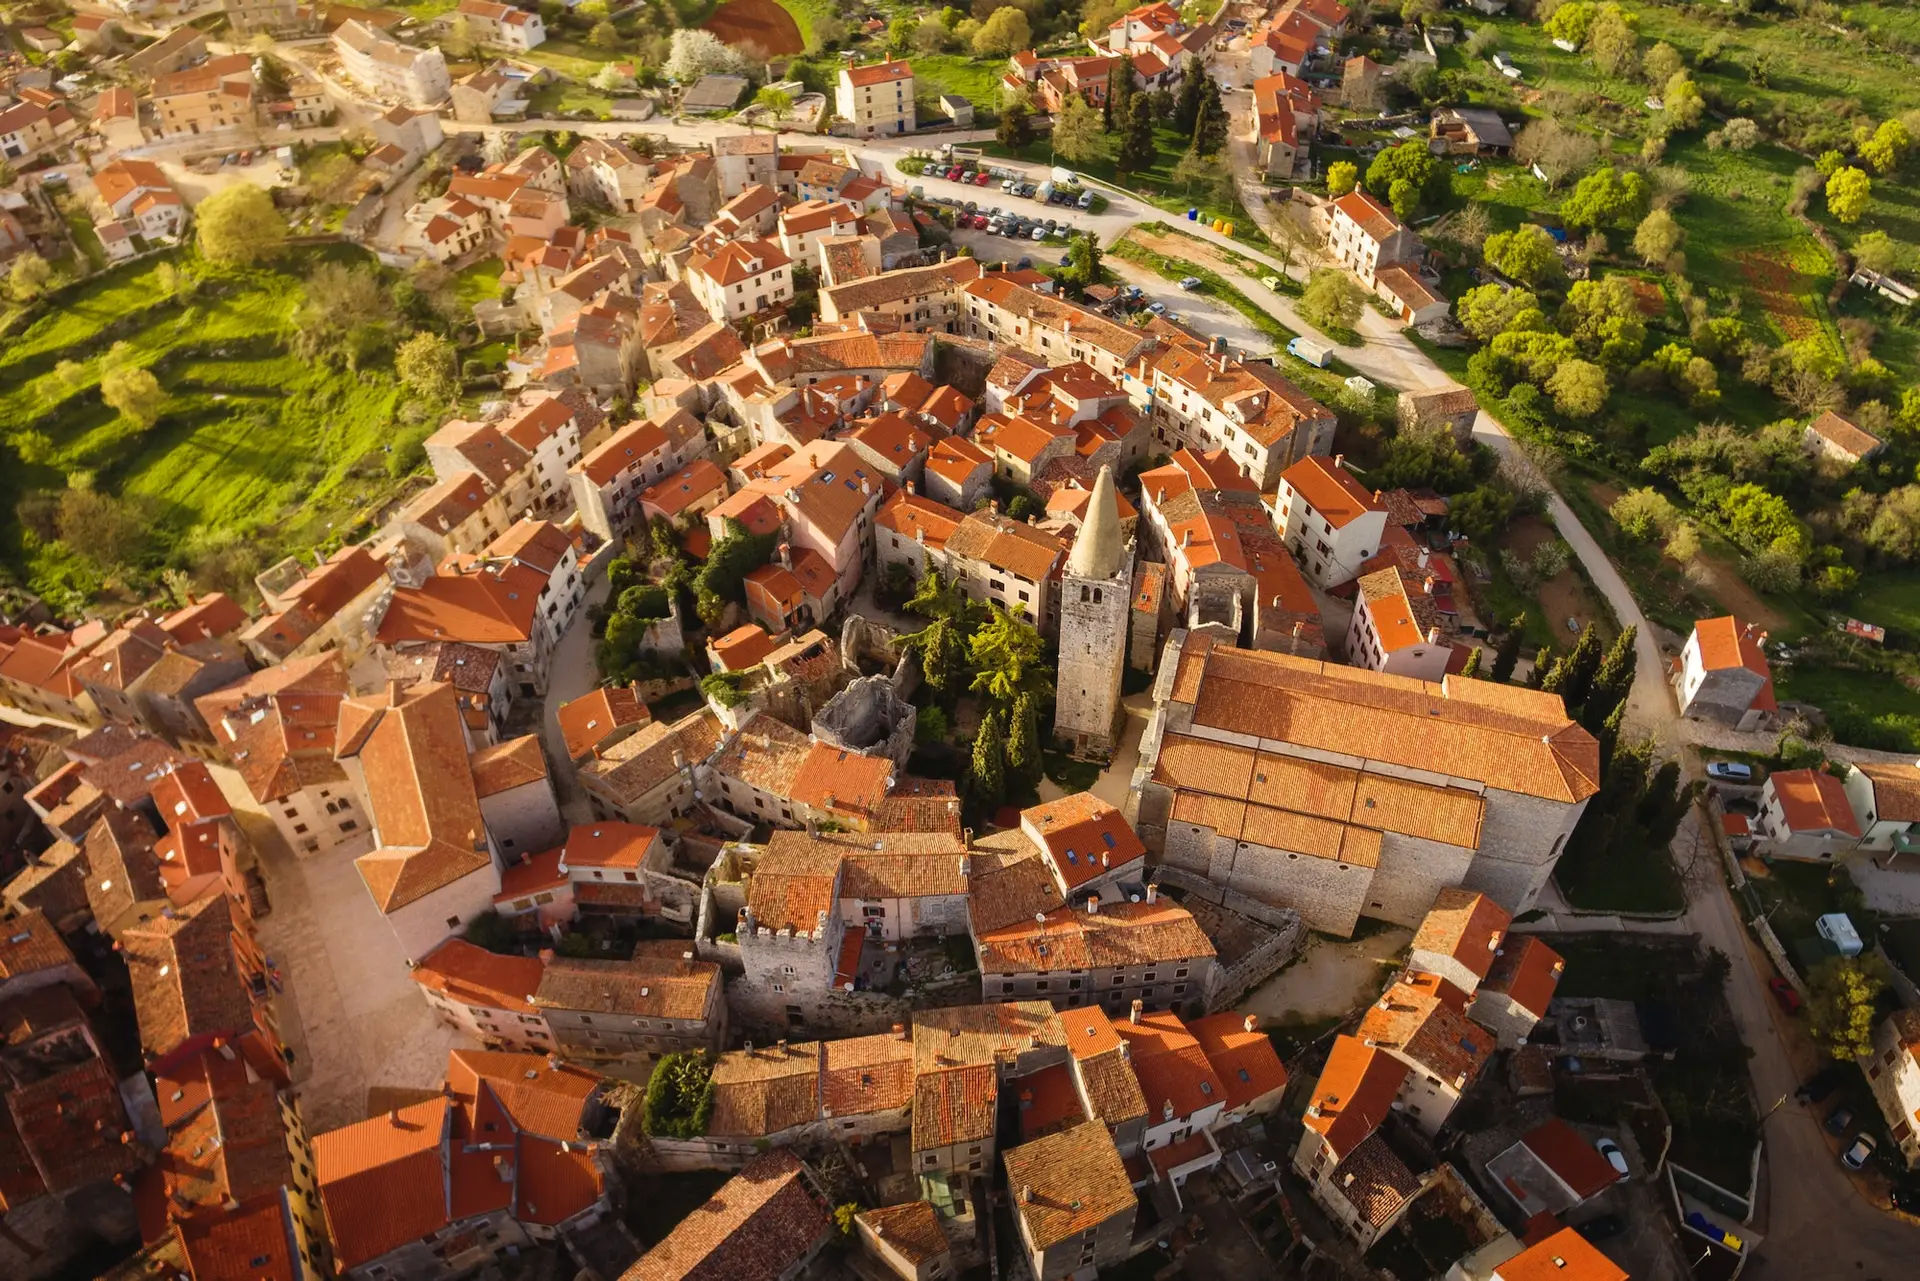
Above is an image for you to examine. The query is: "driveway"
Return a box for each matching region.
[539,573,613,827]
[209,764,460,1133]
[1103,257,1279,357]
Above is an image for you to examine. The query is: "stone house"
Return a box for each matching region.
[1671,615,1775,731]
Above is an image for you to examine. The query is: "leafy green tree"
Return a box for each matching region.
[1449,483,1518,542]
[915,704,950,745]
[1560,166,1647,231]
[1363,142,1440,210]
[1546,359,1610,417]
[694,517,776,626]
[972,6,1029,56]
[1808,955,1890,1061]
[968,604,1052,710]
[1457,284,1541,341]
[1387,177,1418,219]
[100,365,165,427]
[1642,41,1683,86]
[1717,483,1806,558]
[1662,71,1705,130]
[1545,0,1596,46]
[1061,233,1103,291]
[1633,208,1684,265]
[1560,276,1645,366]
[1527,644,1554,688]
[997,101,1033,149]
[754,86,793,119]
[1816,149,1847,177]
[901,571,978,696]
[970,710,1006,809]
[1851,230,1910,277]
[1491,616,1526,683]
[1584,3,1638,77]
[195,184,286,265]
[1859,118,1911,175]
[1301,267,1364,332]
[1326,160,1358,197]
[57,485,151,577]
[1826,166,1872,224]
[1610,488,1679,540]
[1051,92,1104,166]
[6,251,52,302]
[642,1053,716,1138]
[396,331,458,401]
[1483,224,1561,285]
[1459,646,1483,678]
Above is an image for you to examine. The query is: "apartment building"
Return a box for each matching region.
[332,19,452,106]
[1326,189,1422,287]
[569,408,711,541]
[838,60,916,138]
[963,277,1156,381]
[455,0,546,49]
[819,257,986,332]
[1139,343,1335,490]
[1275,453,1387,588]
[150,54,254,137]
[973,890,1218,1014]
[686,237,794,323]
[1348,566,1452,682]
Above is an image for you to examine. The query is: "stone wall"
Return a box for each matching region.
[1153,868,1305,1012]
[812,667,917,768]
[1370,834,1477,928]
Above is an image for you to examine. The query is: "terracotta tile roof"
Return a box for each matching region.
[562,821,661,868]
[844,59,912,87]
[469,734,548,797]
[1495,1226,1629,1281]
[534,953,718,1021]
[196,652,351,804]
[856,1200,948,1264]
[412,938,544,1015]
[1766,768,1861,836]
[173,1192,300,1281]
[823,1031,916,1117]
[314,1099,450,1269]
[374,563,546,646]
[1169,640,1599,803]
[1357,565,1441,654]
[912,1060,998,1149]
[832,833,970,901]
[1331,1130,1421,1227]
[709,624,778,672]
[497,846,567,901]
[1857,761,1920,823]
[924,434,992,489]
[743,838,841,936]
[1411,887,1511,982]
[1358,975,1492,1088]
[120,895,259,1060]
[641,460,729,518]
[823,257,982,317]
[975,900,1215,975]
[709,1042,822,1137]
[1303,1035,1407,1160]
[964,276,1153,361]
[789,743,894,821]
[557,684,652,759]
[945,510,1065,586]
[623,1150,829,1281]
[714,716,811,799]
[1807,409,1883,459]
[871,776,962,836]
[1331,189,1404,243]
[1002,1121,1135,1250]
[967,845,1065,933]
[1111,1009,1226,1120]
[3,1057,137,1203]
[578,709,723,806]
[1281,454,1385,529]
[1189,1012,1288,1111]
[1479,935,1564,1019]
[82,808,169,934]
[1690,615,1775,710]
[137,1046,292,1240]
[1020,794,1145,891]
[384,640,504,696]
[336,682,492,914]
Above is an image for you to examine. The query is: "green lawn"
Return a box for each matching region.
[0,250,413,605]
[777,0,838,51]
[527,79,616,120]
[456,259,505,308]
[1774,663,1920,753]
[521,37,614,82]
[910,54,1007,121]
[1747,858,1863,941]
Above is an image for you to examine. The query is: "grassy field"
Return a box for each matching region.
[1775,663,1920,752]
[910,54,1007,120]
[0,250,412,605]
[776,0,837,49]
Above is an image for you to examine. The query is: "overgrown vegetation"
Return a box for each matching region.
[641,1051,716,1139]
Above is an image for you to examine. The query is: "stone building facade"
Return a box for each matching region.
[1053,466,1133,760]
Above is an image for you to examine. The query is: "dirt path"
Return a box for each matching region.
[1238,927,1412,1024]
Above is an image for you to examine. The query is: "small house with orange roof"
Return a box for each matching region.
[876,490,963,585]
[1276,453,1388,588]
[1019,793,1146,904]
[470,733,563,858]
[1468,934,1565,1048]
[1673,615,1776,731]
[1249,71,1321,178]
[555,683,651,764]
[1485,1117,1623,1220]
[410,937,553,1051]
[1292,1033,1424,1249]
[1326,188,1423,287]
[1805,408,1886,466]
[921,434,993,511]
[1355,971,1493,1134]
[1754,767,1863,861]
[1488,1225,1629,1281]
[1407,886,1511,997]
[637,458,730,526]
[1347,564,1453,682]
[707,623,779,674]
[150,760,245,912]
[847,412,936,487]
[1111,1002,1227,1202]
[1189,1011,1289,1123]
[1002,1120,1138,1278]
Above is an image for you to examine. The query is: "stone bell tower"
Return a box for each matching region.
[1053,465,1133,760]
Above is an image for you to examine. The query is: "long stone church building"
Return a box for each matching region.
[1127,632,1600,936]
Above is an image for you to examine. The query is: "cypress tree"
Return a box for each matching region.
[971,711,1006,811]
[1007,691,1041,786]
[1173,57,1204,134]
[1459,646,1483,678]
[1104,59,1130,131]
[1582,625,1638,731]
[1526,644,1554,688]
[1491,615,1526,683]
[1596,699,1626,774]
[1558,622,1605,711]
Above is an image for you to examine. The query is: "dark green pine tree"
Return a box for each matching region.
[1007,691,1041,787]
[1172,57,1204,134]
[1491,615,1526,683]
[1104,59,1131,131]
[1118,93,1157,176]
[1526,644,1554,688]
[1558,622,1605,712]
[1595,699,1626,773]
[1193,75,1228,155]
[1581,625,1638,732]
[971,711,1006,811]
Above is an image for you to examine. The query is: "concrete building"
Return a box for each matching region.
[534,947,728,1068]
[838,60,915,138]
[1866,1008,1920,1169]
[974,891,1217,1015]
[410,937,553,1051]
[1752,768,1862,861]
[1348,566,1451,682]
[1843,760,1920,857]
[1137,344,1336,490]
[1293,1035,1425,1249]
[1131,635,1600,931]
[1275,453,1387,589]
[332,20,452,106]
[1054,466,1133,759]
[1325,189,1422,288]
[1671,615,1775,731]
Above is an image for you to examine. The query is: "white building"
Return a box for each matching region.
[837,60,915,139]
[333,20,452,106]
[1671,615,1775,731]
[1325,189,1422,288]
[686,238,794,323]
[1348,567,1450,682]
[1274,453,1386,588]
[455,0,546,50]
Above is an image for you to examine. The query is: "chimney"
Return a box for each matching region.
[1129,998,1143,1024]
[1334,453,1345,469]
[1243,1014,1257,1034]
[906,481,915,496]
[1145,883,1158,904]
[1427,626,1441,645]
[1162,1098,1175,1121]
[1020,1185,1033,1204]
[1087,894,1099,914]
[778,541,792,569]
[893,1022,908,1040]
[547,1054,561,1070]
[388,1108,400,1125]
[990,499,1000,514]
[1182,529,1192,549]
[1156,486,1165,504]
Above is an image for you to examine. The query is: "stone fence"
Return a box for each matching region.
[1153,867,1306,1013]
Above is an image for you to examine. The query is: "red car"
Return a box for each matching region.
[945,166,964,181]
[974,171,993,186]
[1769,977,1802,1013]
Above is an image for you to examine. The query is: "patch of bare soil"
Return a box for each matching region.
[1125,225,1246,278]
[1695,551,1790,633]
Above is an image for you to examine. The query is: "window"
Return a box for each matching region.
[1175,968,1188,979]
[772,982,786,993]
[339,820,356,833]
[446,915,461,929]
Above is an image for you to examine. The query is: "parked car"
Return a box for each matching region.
[1826,1106,1855,1136]
[1595,1138,1629,1179]
[1030,225,1047,241]
[974,171,993,186]
[1147,301,1168,316]
[1179,276,1203,290]
[1576,1215,1625,1242]
[1261,275,1284,291]
[1002,178,1019,193]
[1796,1068,1842,1104]
[1768,976,1802,1013]
[1078,190,1096,209]
[1842,1133,1877,1170]
[1705,761,1755,782]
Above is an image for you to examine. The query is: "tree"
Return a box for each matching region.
[694,517,777,626]
[1192,75,1227,155]
[1119,94,1158,175]
[1632,208,1685,268]
[1585,4,1638,78]
[1104,58,1131,130]
[586,18,619,49]
[997,100,1033,149]
[1808,955,1890,1061]
[968,605,1052,710]
[196,184,286,266]
[641,1053,716,1138]
[396,332,458,401]
[441,14,476,59]
[6,251,52,303]
[1852,230,1910,277]
[886,14,914,52]
[1061,233,1102,291]
[1610,487,1680,540]
[1560,276,1645,365]
[901,571,978,695]
[1859,118,1911,175]
[1826,166,1872,224]
[1546,622,1603,710]
[1483,224,1561,285]
[1718,483,1806,557]
[972,6,1029,56]
[591,61,635,93]
[100,366,165,427]
[1491,616,1527,683]
[1007,690,1041,785]
[754,86,792,121]
[1514,119,1600,190]
[294,262,387,365]
[1458,646,1483,678]
[1326,160,1359,197]
[1170,147,1214,195]
[1545,1,1597,46]
[1720,117,1760,151]
[1642,40,1683,86]
[913,17,952,52]
[1173,57,1204,135]
[1547,359,1609,417]
[1465,26,1500,58]
[1387,177,1418,219]
[1582,626,1637,730]
[1457,283,1540,341]
[1401,0,1442,25]
[57,485,151,576]
[1663,71,1705,131]
[1301,268,1364,333]
[1364,143,1440,211]
[664,29,747,83]
[1051,93,1104,166]
[1527,644,1554,688]
[970,711,1006,809]
[1560,166,1646,231]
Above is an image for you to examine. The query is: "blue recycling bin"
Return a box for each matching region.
[1187,207,1199,220]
